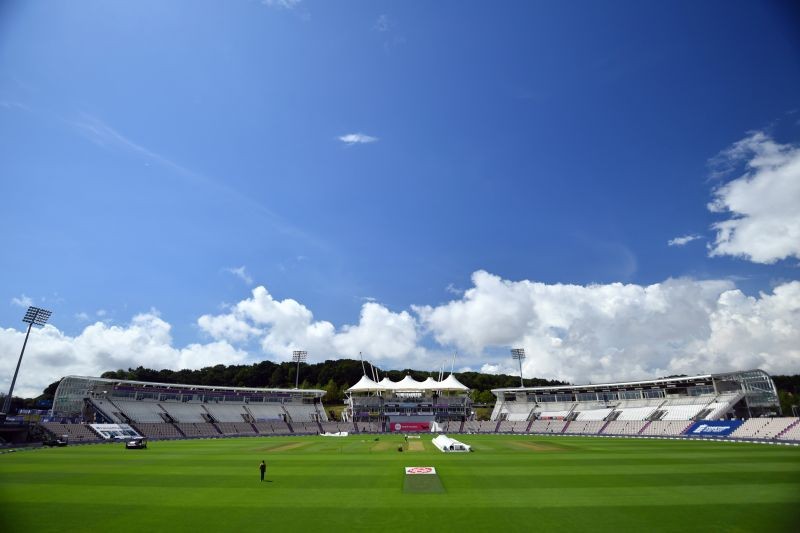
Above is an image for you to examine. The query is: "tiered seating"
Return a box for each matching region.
[284,404,320,422]
[659,404,706,420]
[320,422,342,433]
[251,421,291,435]
[176,422,220,437]
[91,398,124,423]
[463,421,482,432]
[602,420,647,435]
[614,407,657,420]
[496,421,515,433]
[528,420,566,433]
[293,422,320,434]
[159,403,206,422]
[500,402,535,422]
[42,423,102,442]
[358,421,380,432]
[135,423,182,439]
[777,420,800,441]
[246,404,285,421]
[113,400,166,423]
[537,410,571,420]
[203,403,248,422]
[217,422,256,435]
[575,408,613,421]
[730,418,797,439]
[565,421,604,434]
[640,420,692,436]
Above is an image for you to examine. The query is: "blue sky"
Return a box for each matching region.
[1,1,799,396]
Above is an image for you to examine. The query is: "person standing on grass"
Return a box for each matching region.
[259,460,267,482]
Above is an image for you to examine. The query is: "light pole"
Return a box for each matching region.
[511,348,526,388]
[292,350,307,389]
[2,306,52,417]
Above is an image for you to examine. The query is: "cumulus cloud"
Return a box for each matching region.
[198,286,425,365]
[0,311,248,398]
[668,234,702,247]
[2,272,799,398]
[338,133,378,145]
[707,132,800,263]
[415,270,799,384]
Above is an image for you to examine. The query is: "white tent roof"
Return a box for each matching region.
[346,375,382,392]
[439,374,469,391]
[420,377,439,390]
[394,375,424,391]
[346,373,470,393]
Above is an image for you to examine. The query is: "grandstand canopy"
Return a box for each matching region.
[346,374,469,393]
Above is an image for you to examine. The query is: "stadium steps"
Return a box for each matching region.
[459,419,465,433]
[599,420,611,434]
[494,420,502,433]
[172,423,186,438]
[316,420,324,434]
[776,419,800,439]
[561,421,570,433]
[637,421,651,434]
[211,423,223,435]
[525,418,534,432]
[249,422,260,434]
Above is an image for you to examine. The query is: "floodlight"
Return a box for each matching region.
[292,350,308,389]
[511,348,526,388]
[3,306,52,417]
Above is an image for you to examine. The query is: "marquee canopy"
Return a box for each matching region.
[346,374,469,393]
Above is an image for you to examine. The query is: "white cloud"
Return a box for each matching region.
[261,0,301,9]
[668,234,702,247]
[338,133,378,145]
[225,266,254,285]
[2,272,798,399]
[10,294,33,308]
[198,286,425,365]
[707,132,800,263]
[415,270,799,384]
[0,312,248,398]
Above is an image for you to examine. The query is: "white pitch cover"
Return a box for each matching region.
[404,466,437,475]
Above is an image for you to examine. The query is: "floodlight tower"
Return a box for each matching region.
[2,306,52,416]
[511,348,526,388]
[292,350,307,389]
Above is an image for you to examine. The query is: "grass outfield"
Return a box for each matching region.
[1,434,799,532]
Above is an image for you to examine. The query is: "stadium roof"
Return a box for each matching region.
[490,369,773,394]
[346,374,469,393]
[60,375,326,395]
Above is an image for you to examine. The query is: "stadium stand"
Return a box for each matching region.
[777,420,800,441]
[640,420,693,436]
[729,418,797,440]
[43,370,798,445]
[565,421,605,434]
[528,420,567,433]
[41,423,102,443]
[602,420,647,435]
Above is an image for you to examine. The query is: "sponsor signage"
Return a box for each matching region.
[686,420,743,437]
[391,422,430,432]
[405,467,437,475]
